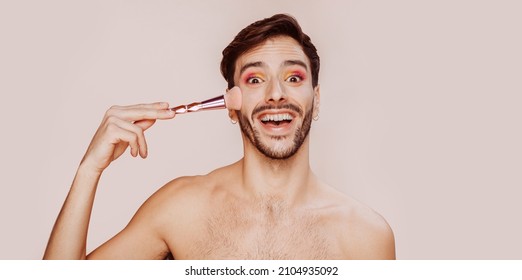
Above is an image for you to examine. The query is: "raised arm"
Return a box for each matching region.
[43,102,175,259]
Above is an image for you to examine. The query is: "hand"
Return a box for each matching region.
[80,102,175,173]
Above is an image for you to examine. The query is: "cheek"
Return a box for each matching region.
[287,87,315,104]
[239,84,264,95]
[238,85,264,106]
[237,97,255,119]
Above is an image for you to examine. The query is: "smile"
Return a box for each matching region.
[260,113,294,126]
[255,109,298,133]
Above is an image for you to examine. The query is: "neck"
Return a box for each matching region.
[240,136,316,206]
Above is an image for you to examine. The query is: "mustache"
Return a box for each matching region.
[251,103,303,118]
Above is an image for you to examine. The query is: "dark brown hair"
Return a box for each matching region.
[220,14,320,89]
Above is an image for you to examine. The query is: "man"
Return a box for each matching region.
[44,14,395,260]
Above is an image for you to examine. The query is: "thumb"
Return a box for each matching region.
[134,119,156,131]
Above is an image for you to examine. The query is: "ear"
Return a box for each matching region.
[228,109,238,121]
[313,84,321,119]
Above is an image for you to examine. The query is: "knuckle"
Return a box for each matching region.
[106,107,118,116]
[106,122,117,132]
[134,124,144,132]
[105,115,118,124]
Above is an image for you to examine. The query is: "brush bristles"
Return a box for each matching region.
[224,86,242,110]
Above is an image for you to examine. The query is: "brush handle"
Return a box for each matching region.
[169,95,226,114]
[198,95,226,110]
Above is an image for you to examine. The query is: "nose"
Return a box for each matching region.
[265,79,286,104]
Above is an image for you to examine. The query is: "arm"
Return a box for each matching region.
[43,164,101,259]
[86,186,173,260]
[43,102,175,259]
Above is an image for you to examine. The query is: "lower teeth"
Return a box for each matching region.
[261,120,290,126]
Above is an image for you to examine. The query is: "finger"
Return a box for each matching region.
[112,118,149,158]
[110,107,175,122]
[134,119,156,132]
[105,102,173,121]
[111,102,169,110]
[106,123,140,158]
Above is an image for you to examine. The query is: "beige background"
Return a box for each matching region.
[1,0,521,259]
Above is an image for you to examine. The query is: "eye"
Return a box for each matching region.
[286,75,303,83]
[247,77,263,84]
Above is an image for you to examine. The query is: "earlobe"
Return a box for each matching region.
[228,109,238,122]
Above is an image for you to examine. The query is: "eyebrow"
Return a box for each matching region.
[239,61,265,76]
[283,60,308,71]
[238,60,309,76]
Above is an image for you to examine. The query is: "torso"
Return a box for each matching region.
[186,193,344,259]
[157,162,391,260]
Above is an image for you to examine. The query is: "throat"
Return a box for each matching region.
[240,157,313,203]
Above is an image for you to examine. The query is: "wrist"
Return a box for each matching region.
[71,162,103,195]
[77,160,104,178]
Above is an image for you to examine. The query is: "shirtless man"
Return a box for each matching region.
[44,14,395,260]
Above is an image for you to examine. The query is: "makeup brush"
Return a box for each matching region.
[170,86,242,114]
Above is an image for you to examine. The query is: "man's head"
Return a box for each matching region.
[221,14,320,160]
[221,14,320,90]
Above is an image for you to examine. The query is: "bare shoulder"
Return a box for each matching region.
[155,163,237,205]
[319,185,396,260]
[143,174,216,222]
[142,163,238,229]
[88,174,216,259]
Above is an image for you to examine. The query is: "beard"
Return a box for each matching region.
[236,102,314,160]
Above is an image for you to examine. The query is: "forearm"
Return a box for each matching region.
[43,102,173,259]
[43,164,102,259]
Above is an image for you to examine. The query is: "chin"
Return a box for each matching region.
[256,137,302,160]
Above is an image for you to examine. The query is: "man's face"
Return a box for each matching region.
[231,36,320,160]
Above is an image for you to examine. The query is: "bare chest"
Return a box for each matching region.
[181,202,344,259]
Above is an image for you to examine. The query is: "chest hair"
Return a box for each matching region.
[190,197,335,259]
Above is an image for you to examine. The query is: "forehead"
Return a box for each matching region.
[235,36,310,71]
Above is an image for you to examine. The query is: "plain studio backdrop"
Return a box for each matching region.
[0,0,520,260]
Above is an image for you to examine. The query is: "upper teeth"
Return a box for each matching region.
[261,113,293,122]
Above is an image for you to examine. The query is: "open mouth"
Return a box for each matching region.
[259,113,294,127]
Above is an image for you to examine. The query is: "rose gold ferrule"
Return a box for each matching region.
[170,95,226,114]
